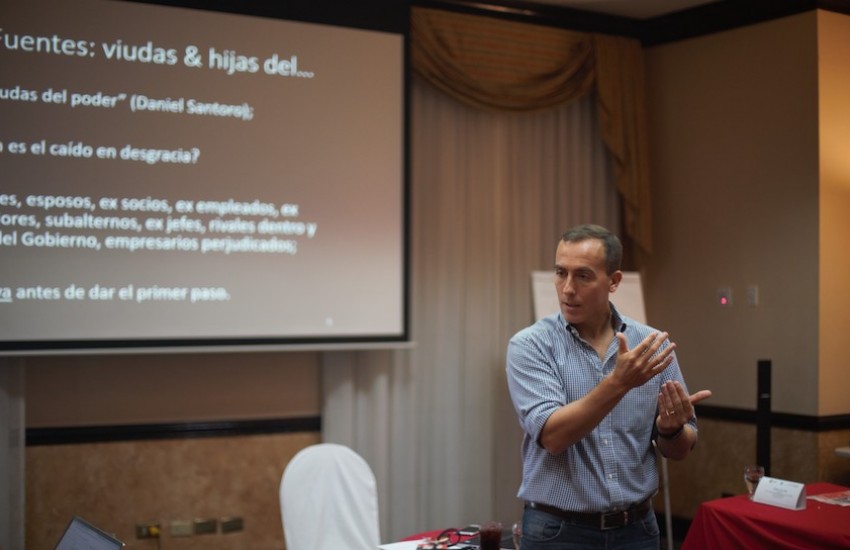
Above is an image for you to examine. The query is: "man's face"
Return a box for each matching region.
[554,238,621,329]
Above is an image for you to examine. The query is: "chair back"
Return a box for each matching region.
[280,443,380,550]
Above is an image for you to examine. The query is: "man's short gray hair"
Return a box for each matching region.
[561,224,623,275]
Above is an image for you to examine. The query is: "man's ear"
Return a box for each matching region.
[609,270,623,293]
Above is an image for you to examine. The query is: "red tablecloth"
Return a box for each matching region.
[401,529,478,542]
[681,482,850,550]
[401,529,444,541]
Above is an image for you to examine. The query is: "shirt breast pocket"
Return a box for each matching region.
[618,382,660,436]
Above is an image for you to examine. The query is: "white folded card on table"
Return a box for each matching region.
[753,476,807,510]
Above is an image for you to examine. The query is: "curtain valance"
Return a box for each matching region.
[411,7,653,254]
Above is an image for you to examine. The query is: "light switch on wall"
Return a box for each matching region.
[747,285,759,306]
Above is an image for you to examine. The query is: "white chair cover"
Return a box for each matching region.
[280,443,380,550]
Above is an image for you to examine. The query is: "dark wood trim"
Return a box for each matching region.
[639,0,818,46]
[412,0,641,37]
[26,416,321,446]
[412,0,850,46]
[27,407,849,447]
[819,0,850,16]
[123,0,408,33]
[695,404,850,431]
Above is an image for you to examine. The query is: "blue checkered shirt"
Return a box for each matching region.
[506,306,696,513]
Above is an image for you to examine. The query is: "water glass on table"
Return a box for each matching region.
[744,465,765,499]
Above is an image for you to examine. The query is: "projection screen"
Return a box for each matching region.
[0,0,409,353]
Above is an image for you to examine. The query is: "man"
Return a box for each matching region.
[506,224,711,549]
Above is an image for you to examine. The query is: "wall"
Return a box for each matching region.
[645,11,820,415]
[24,352,320,426]
[664,420,850,518]
[818,10,850,416]
[21,352,321,549]
[27,431,320,549]
[645,9,850,517]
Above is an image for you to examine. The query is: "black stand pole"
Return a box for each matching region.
[757,360,771,476]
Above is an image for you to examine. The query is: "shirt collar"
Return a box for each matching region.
[562,303,627,335]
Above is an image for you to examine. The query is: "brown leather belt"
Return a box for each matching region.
[526,499,652,531]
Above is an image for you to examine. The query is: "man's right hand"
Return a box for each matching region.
[612,331,675,390]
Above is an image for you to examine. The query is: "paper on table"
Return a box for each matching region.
[378,540,472,550]
[378,540,426,550]
[807,490,850,506]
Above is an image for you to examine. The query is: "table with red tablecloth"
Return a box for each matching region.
[681,482,850,550]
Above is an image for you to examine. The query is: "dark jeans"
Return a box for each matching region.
[520,504,660,550]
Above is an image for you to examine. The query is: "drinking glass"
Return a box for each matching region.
[479,521,502,550]
[744,465,764,499]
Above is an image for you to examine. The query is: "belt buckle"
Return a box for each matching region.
[600,510,627,530]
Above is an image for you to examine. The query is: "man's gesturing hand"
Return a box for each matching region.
[612,331,675,390]
[657,380,713,432]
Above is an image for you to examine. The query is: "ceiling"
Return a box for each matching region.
[514,0,721,20]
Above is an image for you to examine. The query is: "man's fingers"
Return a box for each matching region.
[647,332,668,352]
[689,390,712,405]
[656,354,674,372]
[629,331,667,359]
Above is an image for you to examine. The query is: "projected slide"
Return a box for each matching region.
[0,0,406,350]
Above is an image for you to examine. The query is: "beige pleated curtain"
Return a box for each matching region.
[322,8,654,540]
[411,6,653,253]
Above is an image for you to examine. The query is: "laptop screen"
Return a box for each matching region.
[55,516,125,550]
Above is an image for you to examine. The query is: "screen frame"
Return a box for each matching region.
[0,0,411,355]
